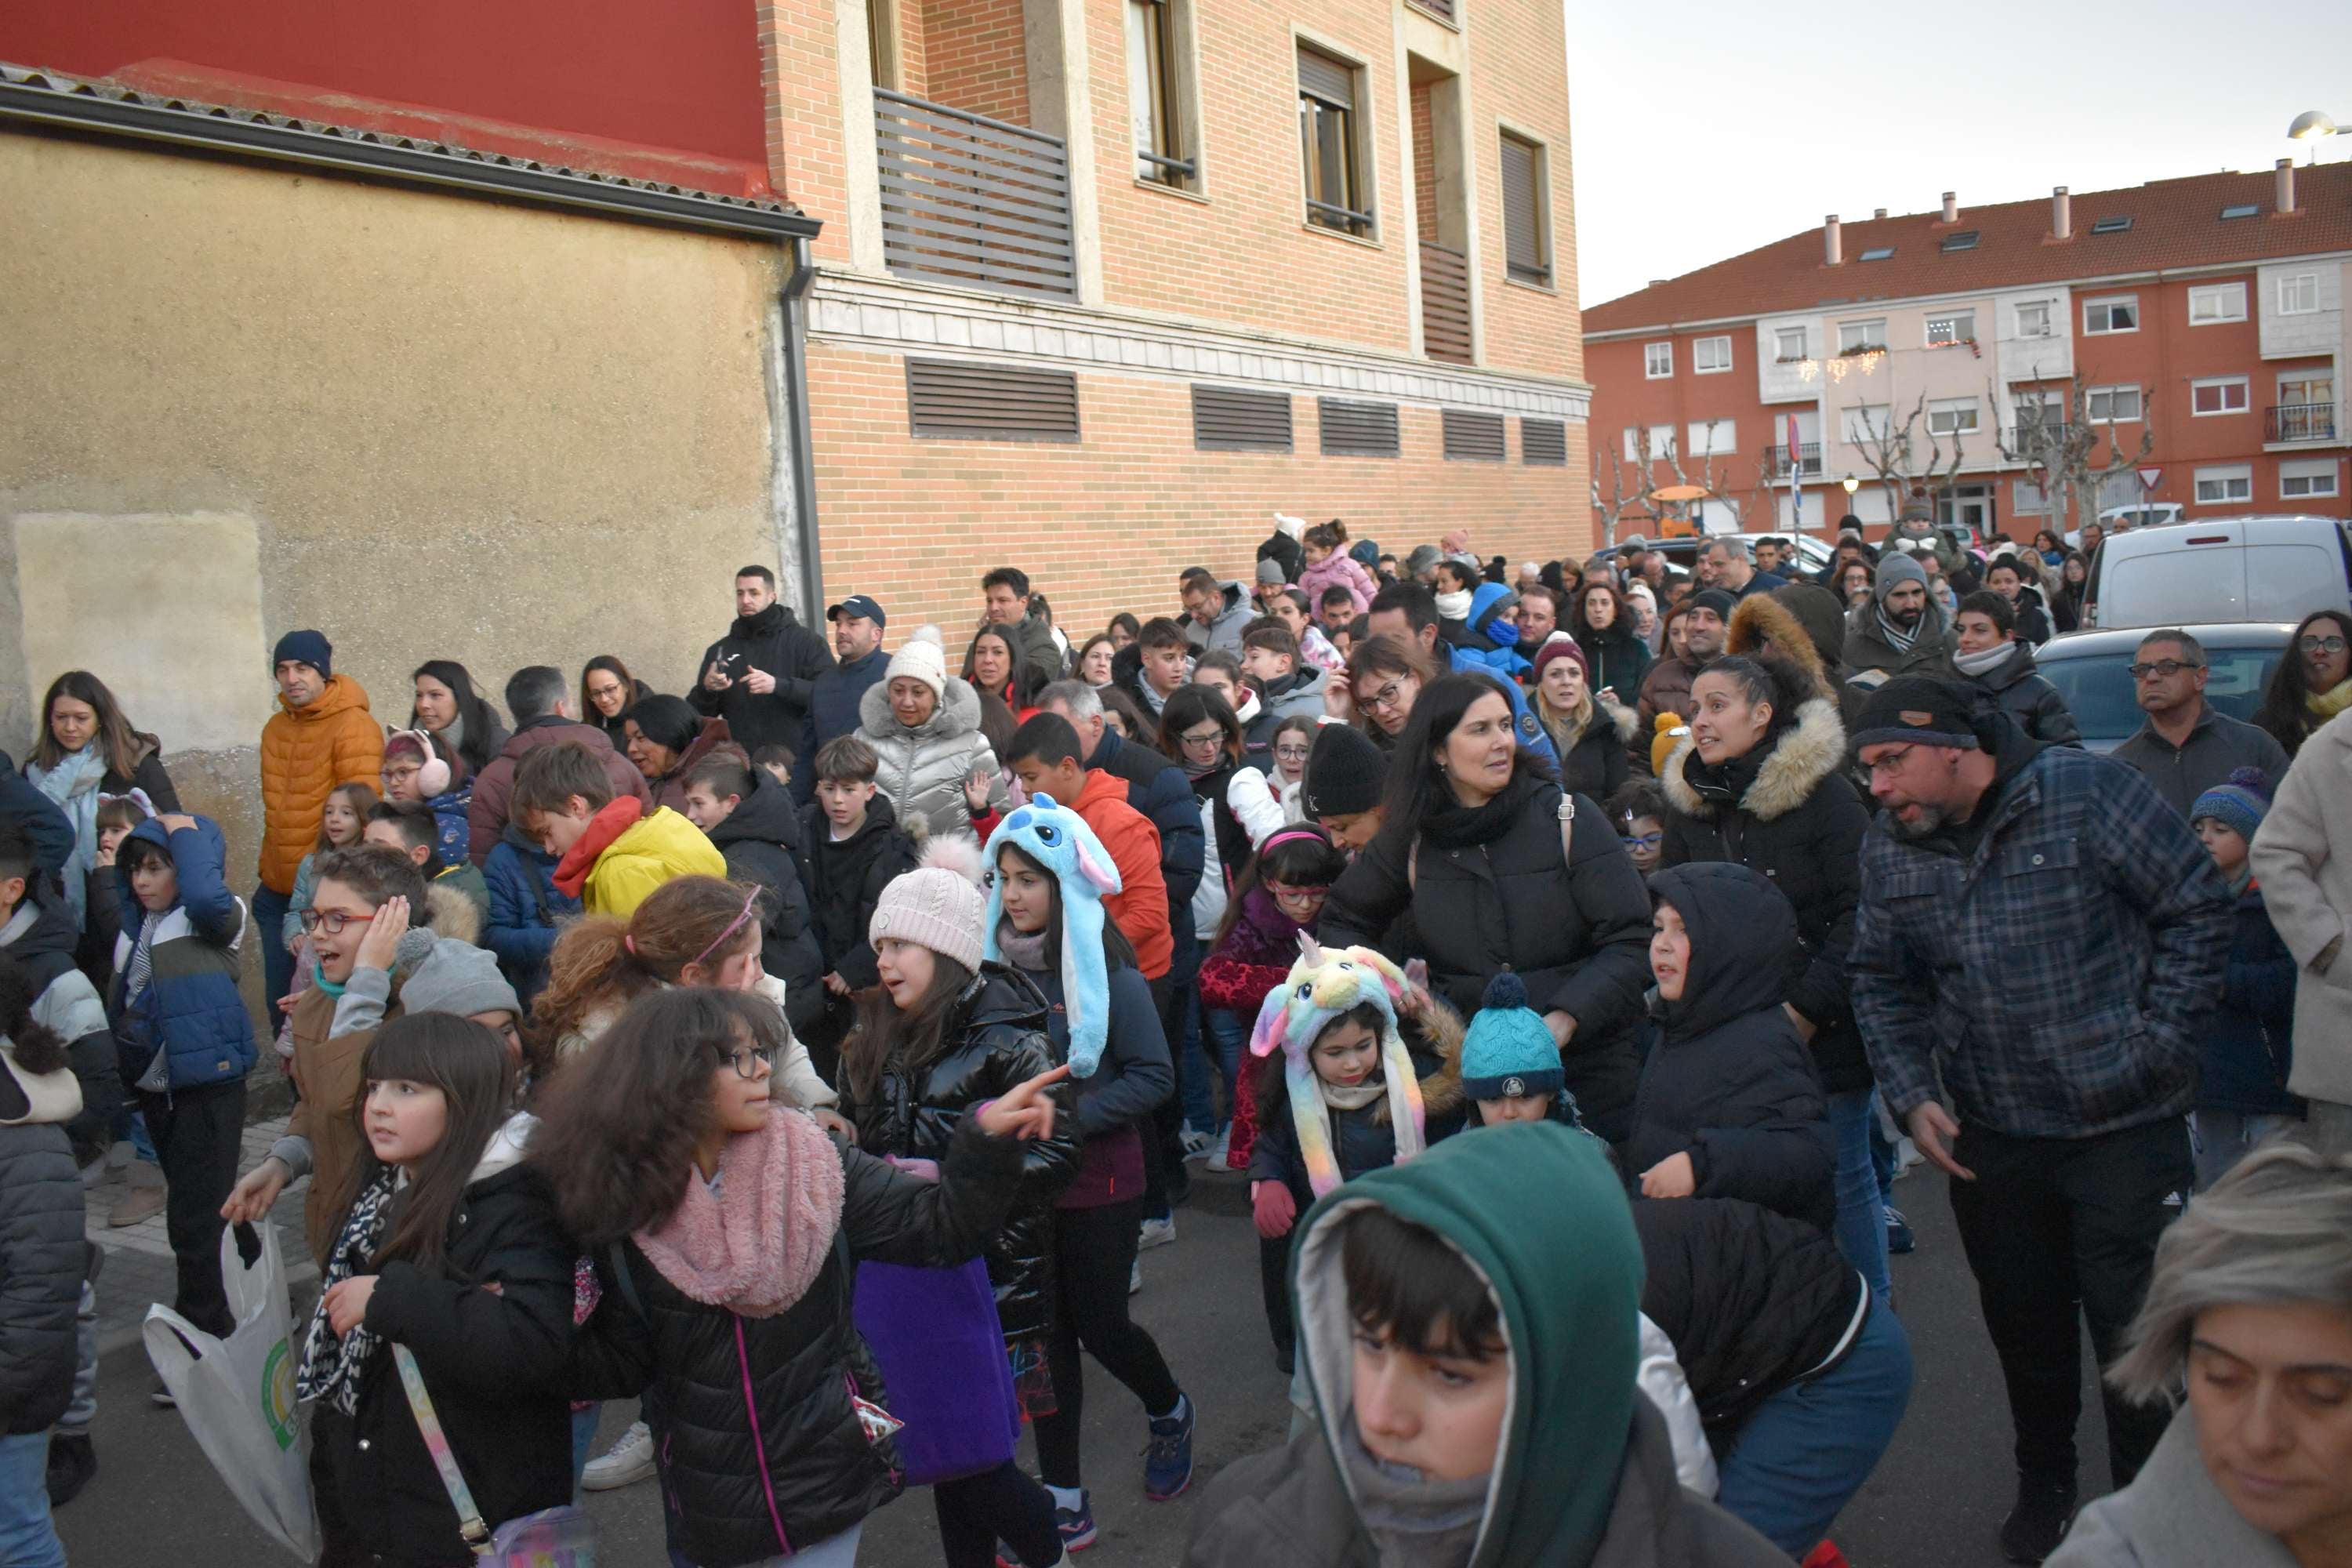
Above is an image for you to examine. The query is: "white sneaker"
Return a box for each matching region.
[1138,1216,1176,1250]
[581,1420,655,1490]
[1178,1127,1213,1162]
[1204,1127,1232,1173]
[1130,1259,1143,1295]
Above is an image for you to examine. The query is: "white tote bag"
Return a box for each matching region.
[144,1222,322,1562]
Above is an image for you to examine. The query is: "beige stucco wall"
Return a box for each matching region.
[0,131,795,898]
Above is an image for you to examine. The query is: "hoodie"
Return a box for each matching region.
[111,815,256,1092]
[1183,582,1254,656]
[551,797,727,919]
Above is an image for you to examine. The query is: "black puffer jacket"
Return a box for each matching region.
[0,1057,83,1436]
[689,603,837,756]
[1633,1197,1865,1433]
[837,964,1080,1343]
[1544,702,1634,805]
[796,794,922,990]
[1627,864,1834,1232]
[1322,772,1653,1142]
[575,1119,1025,1568]
[706,772,827,1037]
[1659,699,1873,1093]
[1969,641,2082,748]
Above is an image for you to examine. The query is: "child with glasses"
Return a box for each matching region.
[1606,779,1668,881]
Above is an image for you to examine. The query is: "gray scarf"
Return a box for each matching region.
[1875,604,1922,654]
[995,920,1048,975]
[1953,642,2011,677]
[1339,1413,1488,1568]
[26,746,107,931]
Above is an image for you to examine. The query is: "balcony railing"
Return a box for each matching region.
[873,88,1075,299]
[2003,421,2071,451]
[1421,242,1472,365]
[1764,442,1822,479]
[2267,402,2340,444]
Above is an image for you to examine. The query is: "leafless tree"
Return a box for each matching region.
[1992,373,2158,535]
[1847,394,1968,517]
[1590,425,1664,544]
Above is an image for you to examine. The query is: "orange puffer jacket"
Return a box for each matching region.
[258,675,384,892]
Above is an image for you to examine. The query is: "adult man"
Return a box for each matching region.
[1617,537,1668,597]
[1751,537,1788,578]
[979,566,1063,694]
[1363,582,1558,768]
[1512,584,1562,662]
[257,630,383,1025]
[2077,521,2105,558]
[2111,629,2291,816]
[1984,557,2053,646]
[1842,555,1956,691]
[688,565,833,760]
[1815,528,1872,588]
[1699,537,1784,601]
[1953,591,2080,747]
[1633,590,1730,771]
[1179,567,1252,655]
[797,594,891,804]
[1250,559,1291,615]
[1316,584,1356,635]
[1849,676,2230,1561]
[466,666,650,865]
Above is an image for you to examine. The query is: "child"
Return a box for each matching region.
[1299,721,1386,855]
[1298,521,1378,617]
[1225,713,1316,846]
[797,735,922,1074]
[1447,971,1588,1130]
[1628,864,1834,1232]
[1001,717,1172,985]
[364,800,490,938]
[750,742,795,796]
[2187,768,2303,1188]
[1189,1125,1787,1568]
[283,779,375,968]
[536,988,1064,1568]
[295,1013,575,1563]
[379,728,471,871]
[1606,779,1669,881]
[481,803,579,1007]
[80,791,155,991]
[679,754,826,1041]
[511,738,723,918]
[110,812,255,1345]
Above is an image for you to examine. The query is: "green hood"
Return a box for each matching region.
[1292,1123,1644,1568]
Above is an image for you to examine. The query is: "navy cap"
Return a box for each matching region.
[827,594,887,627]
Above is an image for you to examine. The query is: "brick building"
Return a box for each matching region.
[1584,165,2351,543]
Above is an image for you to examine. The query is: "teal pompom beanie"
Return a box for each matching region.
[1459,972,1563,1102]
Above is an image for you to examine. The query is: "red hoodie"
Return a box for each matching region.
[1069,769,1173,980]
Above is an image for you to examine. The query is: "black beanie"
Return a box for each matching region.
[271,629,332,680]
[1302,724,1388,818]
[627,694,702,756]
[1688,588,1738,621]
[1849,675,1987,753]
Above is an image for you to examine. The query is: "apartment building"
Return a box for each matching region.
[1584,165,2352,540]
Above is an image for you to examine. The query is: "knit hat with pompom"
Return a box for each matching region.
[869,837,987,973]
[1459,972,1563,1102]
[2190,767,2274,847]
[885,626,949,704]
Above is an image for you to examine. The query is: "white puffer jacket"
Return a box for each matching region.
[858,675,1007,845]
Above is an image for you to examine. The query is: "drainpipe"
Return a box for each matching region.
[777,234,825,620]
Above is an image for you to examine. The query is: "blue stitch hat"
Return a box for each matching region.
[981,793,1123,1076]
[2190,766,2273,846]
[1458,972,1563,1102]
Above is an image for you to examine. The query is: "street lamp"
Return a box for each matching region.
[1841,474,1860,497]
[2289,111,2342,162]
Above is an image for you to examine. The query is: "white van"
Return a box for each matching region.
[2083,515,2352,630]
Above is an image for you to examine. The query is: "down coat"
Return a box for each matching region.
[111,815,256,1092]
[702,773,827,1039]
[858,676,1006,846]
[258,674,383,893]
[0,1046,84,1436]
[837,964,1079,1344]
[1970,641,2082,748]
[2249,706,2352,1106]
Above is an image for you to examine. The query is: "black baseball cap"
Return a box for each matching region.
[826,594,887,627]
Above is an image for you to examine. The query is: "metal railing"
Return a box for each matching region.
[2267,402,2340,444]
[2003,421,2071,451]
[1764,442,1822,478]
[873,88,1075,299]
[1421,242,1472,365]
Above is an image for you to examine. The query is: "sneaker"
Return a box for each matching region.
[581,1419,655,1491]
[1885,1206,1916,1256]
[1998,1477,2077,1564]
[1129,1259,1142,1296]
[1054,1490,1097,1552]
[1178,1126,1213,1162]
[45,1432,96,1508]
[149,1382,176,1409]
[1145,1398,1195,1501]
[109,1181,166,1229]
[1204,1127,1233,1173]
[1138,1216,1176,1250]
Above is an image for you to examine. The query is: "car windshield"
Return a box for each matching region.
[2041,641,2284,746]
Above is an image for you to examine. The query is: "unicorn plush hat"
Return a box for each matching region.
[1248,938,1427,1198]
[981,793,1123,1077]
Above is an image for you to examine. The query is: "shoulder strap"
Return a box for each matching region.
[605,1240,645,1321]
[1557,789,1577,866]
[392,1344,492,1556]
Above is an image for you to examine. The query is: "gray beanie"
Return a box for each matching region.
[1403,544,1442,578]
[1873,552,1929,604]
[399,937,523,1021]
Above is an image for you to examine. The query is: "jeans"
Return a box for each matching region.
[569,1406,599,1494]
[934,1457,1062,1568]
[61,1280,96,1432]
[1947,1116,2189,1487]
[1715,1294,1915,1556]
[1828,1088,1893,1306]
[1204,1006,1248,1127]
[141,1077,247,1338]
[1175,982,1218,1137]
[252,882,294,1036]
[1034,1198,1183,1490]
[2191,1109,2293,1192]
[0,1430,65,1568]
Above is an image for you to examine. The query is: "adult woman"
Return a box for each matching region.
[2032,528,2068,568]
[27,670,181,930]
[2056,550,2091,632]
[1157,688,1254,927]
[407,661,509,780]
[1530,639,1632,803]
[1320,674,1653,1142]
[960,626,1024,760]
[1571,579,1653,707]
[1838,559,1876,608]
[1074,635,1118,689]
[1432,560,1481,648]
[579,656,653,750]
[2049,1138,2352,1567]
[859,627,1007,845]
[1346,635,1437,750]
[1105,613,1142,652]
[621,695,731,813]
[2254,609,2352,760]
[1657,641,1882,1302]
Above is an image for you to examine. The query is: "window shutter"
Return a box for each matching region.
[1501,136,1544,282]
[1442,410,1506,462]
[1319,398,1400,458]
[907,359,1080,441]
[1521,419,1567,466]
[1296,46,1354,110]
[1409,0,1456,20]
[1192,385,1294,452]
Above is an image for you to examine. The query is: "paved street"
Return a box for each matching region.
[58,1159,2108,1568]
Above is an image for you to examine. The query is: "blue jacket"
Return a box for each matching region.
[110,815,256,1091]
[2198,883,2303,1117]
[425,786,472,871]
[795,645,891,805]
[482,822,579,1004]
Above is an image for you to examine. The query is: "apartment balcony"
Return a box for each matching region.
[1420,241,1472,365]
[2266,403,2341,445]
[873,88,1075,299]
[1764,442,1823,479]
[2002,421,2071,452]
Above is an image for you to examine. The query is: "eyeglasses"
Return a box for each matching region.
[2127,659,2202,681]
[299,908,370,935]
[1618,832,1663,851]
[1176,727,1226,751]
[1362,677,1412,715]
[1273,744,1312,764]
[1862,746,1920,780]
[380,764,421,784]
[720,1044,778,1080]
[1265,882,1330,906]
[2299,634,2348,655]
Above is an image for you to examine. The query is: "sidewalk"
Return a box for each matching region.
[90,1113,317,1355]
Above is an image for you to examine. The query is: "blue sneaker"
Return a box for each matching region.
[1145,1398,1195,1501]
[1885,1205,1916,1256]
[1054,1490,1096,1552]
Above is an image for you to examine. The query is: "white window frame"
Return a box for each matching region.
[1926,397,1980,436]
[2194,465,2252,504]
[1644,341,1673,379]
[2280,459,2340,499]
[1686,418,1737,456]
[2187,281,2246,325]
[1924,310,1976,348]
[1773,327,1807,363]
[2280,373,2335,406]
[1837,318,1886,354]
[2278,273,2320,316]
[2083,295,2139,336]
[2086,384,2143,424]
[1840,404,1891,445]
[1693,335,1733,375]
[2014,301,2053,339]
[2013,478,2051,514]
[2190,376,2249,417]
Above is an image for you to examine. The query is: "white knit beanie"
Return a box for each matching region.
[869,839,987,973]
[885,625,949,703]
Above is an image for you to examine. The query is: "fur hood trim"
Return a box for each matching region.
[422,880,481,947]
[1414,990,1469,1119]
[1660,696,1847,822]
[858,669,985,745]
[1727,594,1832,702]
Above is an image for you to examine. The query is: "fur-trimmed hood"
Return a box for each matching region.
[1726,593,1833,702]
[422,879,481,948]
[1660,696,1848,822]
[1539,690,1639,753]
[858,668,985,745]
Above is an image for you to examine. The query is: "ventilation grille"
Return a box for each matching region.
[907,359,1080,441]
[1319,398,1400,458]
[1522,419,1568,466]
[1443,409,1507,463]
[1193,385,1294,452]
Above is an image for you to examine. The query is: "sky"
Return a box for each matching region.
[1563,0,2352,309]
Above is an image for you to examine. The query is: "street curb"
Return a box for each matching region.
[96,1257,321,1359]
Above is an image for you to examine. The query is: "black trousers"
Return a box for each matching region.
[1947,1115,2189,1489]
[1033,1199,1182,1490]
[1261,1232,1294,1362]
[934,1457,1062,1568]
[140,1076,246,1340]
[1141,971,1189,1216]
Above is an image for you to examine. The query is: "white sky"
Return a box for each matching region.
[1564,0,2352,309]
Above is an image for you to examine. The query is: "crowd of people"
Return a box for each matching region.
[2,514,2350,1568]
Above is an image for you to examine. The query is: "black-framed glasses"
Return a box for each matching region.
[2299,634,2347,655]
[2128,659,2201,681]
[720,1044,778,1080]
[1176,727,1225,751]
[1273,743,1312,764]
[298,909,368,935]
[1363,677,1411,714]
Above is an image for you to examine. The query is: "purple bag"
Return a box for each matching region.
[851,1257,1021,1486]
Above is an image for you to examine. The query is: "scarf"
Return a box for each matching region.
[297,1166,398,1416]
[26,746,107,931]
[994,919,1048,975]
[1433,589,1474,622]
[1420,771,1537,851]
[2310,677,2352,722]
[1340,1414,1489,1567]
[635,1105,844,1319]
[1953,641,2012,677]
[1875,604,1922,654]
[1680,743,1766,810]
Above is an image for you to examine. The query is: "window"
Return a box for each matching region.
[1127,0,1196,188]
[1838,319,1886,354]
[2190,377,2249,416]
[1644,341,1673,379]
[1318,398,1399,458]
[2013,478,2051,514]
[2188,282,2246,325]
[1623,425,1675,461]
[2194,465,2252,504]
[1521,419,1568,466]
[1298,45,1370,236]
[2086,385,2143,423]
[1693,336,1733,374]
[1686,419,1737,456]
[2220,203,2259,221]
[1926,397,1980,436]
[1925,310,1976,348]
[2281,375,2336,411]
[2281,459,2340,499]
[1442,410,1507,463]
[1940,230,1979,252]
[1774,327,1807,362]
[1859,246,1895,262]
[1192,384,1293,451]
[2084,296,2138,335]
[1499,132,1551,285]
[2090,214,2133,234]
[2016,301,2052,338]
[866,0,898,88]
[1841,404,1890,445]
[2278,273,2320,315]
[907,359,1081,441]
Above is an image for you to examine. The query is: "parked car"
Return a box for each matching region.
[2082,514,2352,630]
[1596,532,1833,579]
[2036,622,2292,754]
[2064,503,2183,548]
